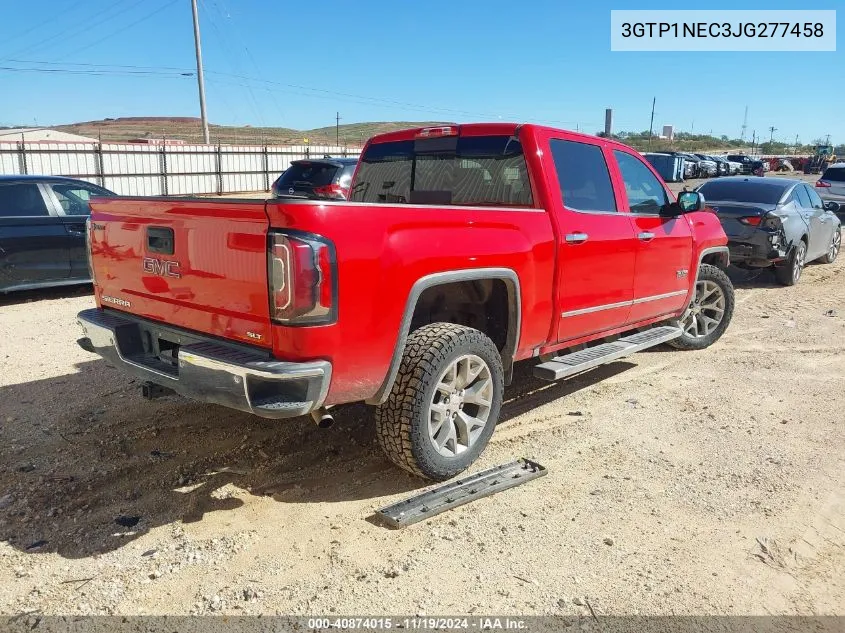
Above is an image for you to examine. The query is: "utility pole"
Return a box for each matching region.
[751,130,756,155]
[740,105,748,141]
[647,97,655,150]
[768,126,777,144]
[794,134,799,153]
[825,134,831,146]
[190,0,210,144]
[335,112,341,146]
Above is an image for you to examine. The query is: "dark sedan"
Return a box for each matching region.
[697,177,841,285]
[0,175,115,293]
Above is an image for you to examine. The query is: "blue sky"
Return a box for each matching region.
[0,0,841,142]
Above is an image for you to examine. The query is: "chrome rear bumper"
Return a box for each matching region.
[77,308,331,419]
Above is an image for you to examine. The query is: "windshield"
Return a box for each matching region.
[698,180,787,205]
[350,134,533,206]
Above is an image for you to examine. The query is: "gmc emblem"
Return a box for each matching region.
[143,257,182,278]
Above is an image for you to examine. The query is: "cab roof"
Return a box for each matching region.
[365,123,637,152]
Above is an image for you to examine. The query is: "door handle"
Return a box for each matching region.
[565,232,589,244]
[637,231,656,242]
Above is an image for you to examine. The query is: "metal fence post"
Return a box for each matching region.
[16,141,28,175]
[95,143,105,187]
[216,144,223,195]
[263,145,270,191]
[159,143,169,196]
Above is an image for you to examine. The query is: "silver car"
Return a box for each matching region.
[816,163,845,217]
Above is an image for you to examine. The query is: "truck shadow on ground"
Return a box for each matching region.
[0,357,631,560]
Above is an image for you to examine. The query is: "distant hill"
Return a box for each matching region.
[51,117,450,146]
[40,117,813,155]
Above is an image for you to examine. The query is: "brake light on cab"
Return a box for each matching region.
[269,232,336,325]
[415,126,458,138]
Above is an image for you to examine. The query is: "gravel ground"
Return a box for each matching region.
[1,179,843,617]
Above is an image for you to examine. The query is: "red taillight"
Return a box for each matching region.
[313,183,348,199]
[816,180,831,188]
[415,126,458,138]
[739,216,763,226]
[269,233,335,324]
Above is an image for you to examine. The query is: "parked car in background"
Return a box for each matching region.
[816,163,845,219]
[726,154,765,177]
[708,155,731,177]
[669,152,701,179]
[694,154,718,177]
[643,153,685,182]
[724,158,743,175]
[0,175,115,293]
[271,157,358,200]
[697,177,841,285]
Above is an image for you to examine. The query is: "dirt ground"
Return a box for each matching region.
[1,173,843,618]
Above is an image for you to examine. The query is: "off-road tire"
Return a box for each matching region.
[819,228,841,264]
[375,323,504,481]
[668,263,735,351]
[775,239,806,286]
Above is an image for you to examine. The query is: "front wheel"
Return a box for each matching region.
[376,323,504,481]
[668,263,735,351]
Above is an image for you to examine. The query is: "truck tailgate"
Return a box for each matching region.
[89,197,272,348]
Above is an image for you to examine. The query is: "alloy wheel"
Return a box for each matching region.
[428,354,493,457]
[829,231,841,261]
[680,280,726,339]
[793,242,806,283]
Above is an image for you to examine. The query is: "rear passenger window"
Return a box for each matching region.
[0,183,50,217]
[793,185,812,209]
[549,139,616,212]
[51,184,100,215]
[805,185,824,210]
[614,151,669,214]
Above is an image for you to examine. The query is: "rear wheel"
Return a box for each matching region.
[775,239,806,286]
[375,323,503,481]
[669,264,734,351]
[819,229,841,264]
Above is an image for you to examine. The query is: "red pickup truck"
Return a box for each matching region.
[78,124,734,480]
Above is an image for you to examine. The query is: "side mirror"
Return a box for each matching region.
[824,200,840,212]
[677,190,705,213]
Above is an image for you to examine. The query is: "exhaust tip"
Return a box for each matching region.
[310,407,334,429]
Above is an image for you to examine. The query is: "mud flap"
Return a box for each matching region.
[375,458,547,528]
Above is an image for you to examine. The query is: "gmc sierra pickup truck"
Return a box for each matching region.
[78,124,735,480]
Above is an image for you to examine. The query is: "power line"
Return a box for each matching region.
[0,0,89,54]
[63,0,179,60]
[210,0,286,125]
[2,0,146,60]
[6,58,194,72]
[0,65,193,77]
[198,0,265,128]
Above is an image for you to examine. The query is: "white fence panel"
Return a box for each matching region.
[0,142,362,196]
